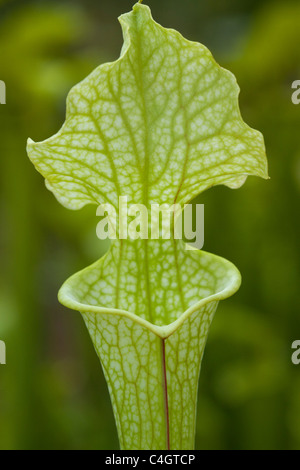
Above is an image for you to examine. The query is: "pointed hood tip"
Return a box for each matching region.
[27,137,35,147]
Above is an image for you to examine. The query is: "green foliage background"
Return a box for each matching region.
[0,0,299,449]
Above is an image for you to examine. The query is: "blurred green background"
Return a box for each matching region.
[0,0,299,450]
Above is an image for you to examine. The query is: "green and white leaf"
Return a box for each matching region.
[27,3,268,450]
